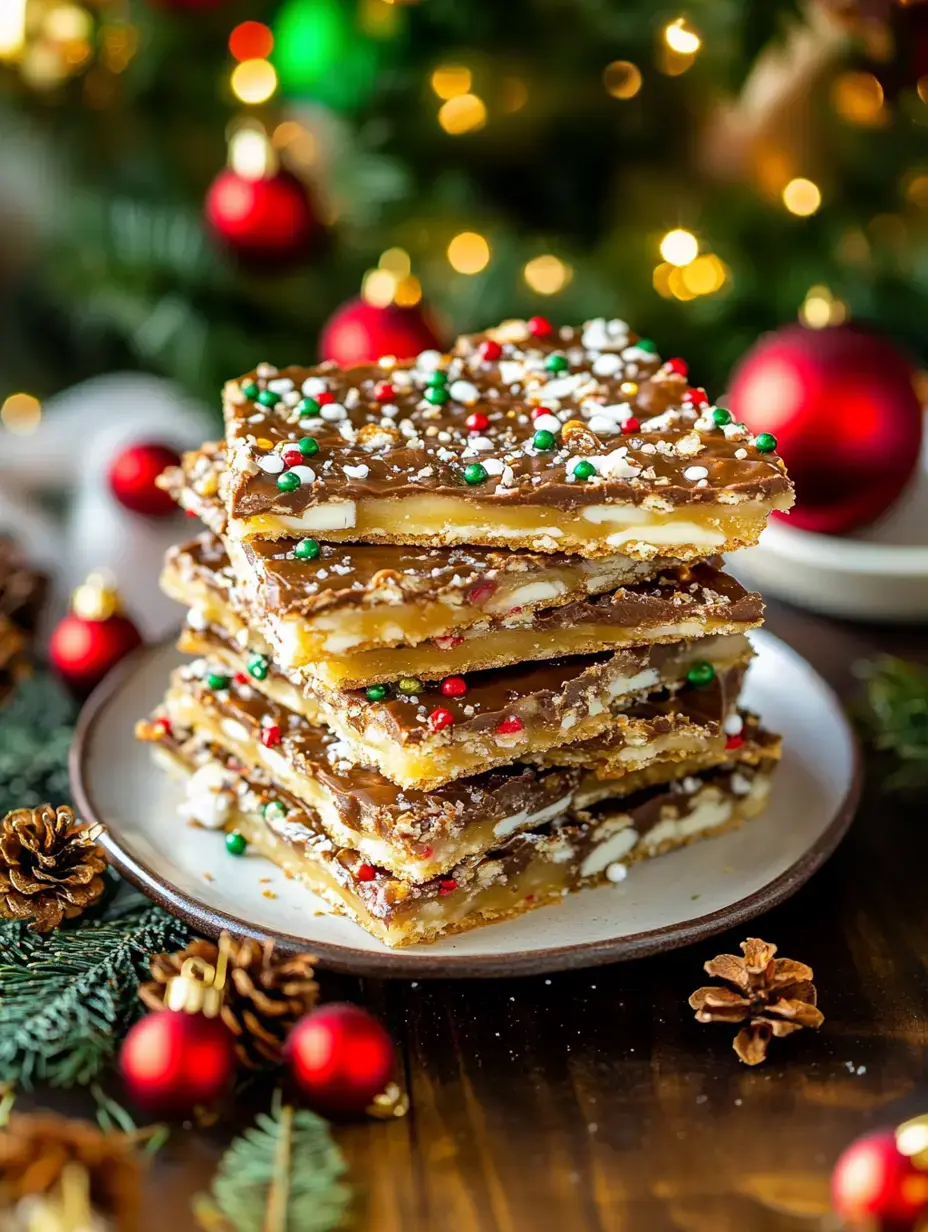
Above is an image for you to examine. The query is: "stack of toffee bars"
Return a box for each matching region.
[138,317,793,947]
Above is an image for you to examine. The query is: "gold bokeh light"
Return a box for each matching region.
[782,178,821,216]
[659,228,698,266]
[523,254,572,295]
[438,93,487,135]
[603,61,642,100]
[447,231,490,274]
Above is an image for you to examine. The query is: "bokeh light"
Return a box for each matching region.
[500,76,528,112]
[447,231,490,274]
[394,275,422,306]
[379,247,411,278]
[1,392,42,436]
[362,268,398,307]
[229,21,274,63]
[799,285,847,329]
[228,125,273,179]
[659,228,698,266]
[438,93,487,134]
[523,254,572,295]
[832,72,884,126]
[231,59,278,104]
[431,64,471,100]
[680,253,727,295]
[603,60,642,100]
[664,17,700,54]
[782,178,821,216]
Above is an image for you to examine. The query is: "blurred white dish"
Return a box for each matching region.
[735,435,928,622]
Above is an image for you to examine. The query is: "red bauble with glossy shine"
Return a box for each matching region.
[205,169,317,262]
[49,611,142,695]
[108,442,180,517]
[120,1009,236,1114]
[286,1003,395,1116]
[832,1129,928,1230]
[728,324,923,535]
[320,298,444,368]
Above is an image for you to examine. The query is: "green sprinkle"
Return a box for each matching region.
[711,407,732,427]
[428,370,449,386]
[755,432,778,453]
[248,653,269,681]
[298,397,321,417]
[241,381,259,400]
[463,462,488,486]
[298,436,319,457]
[206,672,230,691]
[365,683,388,702]
[545,354,568,373]
[294,538,321,561]
[686,661,716,688]
[573,460,597,481]
[424,386,449,406]
[225,832,247,857]
[277,471,301,492]
[256,389,279,408]
[635,338,658,353]
[397,677,423,696]
[263,801,287,822]
[533,429,557,451]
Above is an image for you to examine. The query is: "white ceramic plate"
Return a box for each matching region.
[70,634,860,978]
[734,436,928,622]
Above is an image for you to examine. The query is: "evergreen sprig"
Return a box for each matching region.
[0,896,189,1089]
[203,1095,352,1232]
[855,656,928,788]
[0,671,76,815]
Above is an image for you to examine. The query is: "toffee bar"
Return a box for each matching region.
[141,665,756,882]
[220,319,792,557]
[162,533,763,687]
[174,629,753,790]
[153,737,778,948]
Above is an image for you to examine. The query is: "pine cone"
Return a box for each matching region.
[0,804,107,933]
[689,937,824,1065]
[139,934,319,1069]
[0,1111,142,1230]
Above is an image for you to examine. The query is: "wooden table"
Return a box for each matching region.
[30,602,928,1231]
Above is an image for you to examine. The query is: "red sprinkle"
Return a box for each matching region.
[434,635,464,650]
[260,724,281,748]
[666,357,688,377]
[439,878,458,896]
[374,381,394,402]
[440,676,467,698]
[316,391,335,406]
[478,339,502,363]
[356,864,376,882]
[186,509,197,518]
[466,411,490,433]
[528,315,553,338]
[685,387,708,408]
[418,845,434,859]
[467,581,497,605]
[531,405,554,421]
[725,734,744,751]
[152,717,172,739]
[428,706,455,733]
[622,418,640,434]
[234,672,250,685]
[281,446,303,468]
[496,716,524,735]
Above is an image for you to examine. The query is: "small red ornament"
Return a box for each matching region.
[440,676,467,698]
[428,706,454,733]
[466,412,489,433]
[108,442,180,518]
[478,340,502,363]
[320,298,444,368]
[528,316,553,339]
[286,1003,395,1117]
[623,418,640,434]
[666,357,688,376]
[121,1009,235,1114]
[205,168,318,264]
[49,574,142,696]
[832,1120,928,1231]
[728,324,924,535]
[373,381,395,402]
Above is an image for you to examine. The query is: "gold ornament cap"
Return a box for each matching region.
[71,571,122,622]
[165,943,230,1019]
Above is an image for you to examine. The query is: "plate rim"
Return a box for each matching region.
[69,637,863,979]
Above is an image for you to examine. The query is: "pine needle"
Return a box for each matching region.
[855,655,928,789]
[203,1093,351,1232]
[0,899,188,1089]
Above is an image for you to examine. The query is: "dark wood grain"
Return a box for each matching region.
[22,601,928,1231]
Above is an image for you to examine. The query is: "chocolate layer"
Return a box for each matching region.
[222,319,791,523]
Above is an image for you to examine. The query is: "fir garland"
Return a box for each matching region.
[856,656,928,788]
[0,671,76,814]
[201,1094,352,1232]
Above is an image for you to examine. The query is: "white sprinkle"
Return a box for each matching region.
[449,379,479,405]
[606,862,628,883]
[735,448,748,460]
[532,413,561,434]
[683,465,709,481]
[723,713,744,736]
[591,353,623,377]
[256,362,278,378]
[343,463,370,480]
[482,458,506,476]
[287,465,316,485]
[301,377,328,397]
[320,403,347,422]
[416,349,443,372]
[587,414,622,435]
[267,377,294,394]
[257,454,285,474]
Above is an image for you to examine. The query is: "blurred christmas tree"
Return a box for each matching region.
[1,0,928,407]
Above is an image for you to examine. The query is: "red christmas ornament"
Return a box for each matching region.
[108,442,180,518]
[120,954,236,1115]
[286,1003,395,1117]
[49,574,142,696]
[320,298,444,368]
[205,168,318,264]
[728,324,924,535]
[832,1120,928,1231]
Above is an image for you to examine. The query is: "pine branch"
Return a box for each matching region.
[0,671,76,815]
[0,899,188,1089]
[855,656,928,789]
[202,1093,352,1232]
